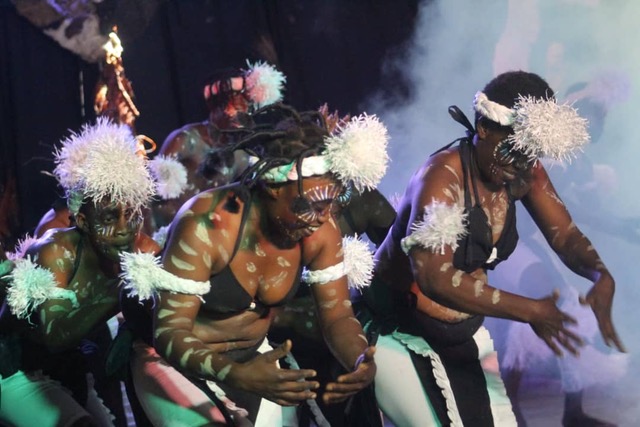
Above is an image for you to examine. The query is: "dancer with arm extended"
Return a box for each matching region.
[363,71,624,427]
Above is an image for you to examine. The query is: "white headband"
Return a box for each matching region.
[252,113,389,192]
[473,91,589,161]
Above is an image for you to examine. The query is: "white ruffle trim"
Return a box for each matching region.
[119,252,210,301]
[391,330,464,427]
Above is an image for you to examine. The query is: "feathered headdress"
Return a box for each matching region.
[255,113,390,192]
[473,91,590,162]
[53,117,156,214]
[244,60,287,109]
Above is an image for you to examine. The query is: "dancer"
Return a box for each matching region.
[1,119,158,426]
[121,103,386,425]
[151,61,286,230]
[362,70,624,427]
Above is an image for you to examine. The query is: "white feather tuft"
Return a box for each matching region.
[244,60,286,109]
[149,155,188,200]
[510,96,590,162]
[54,118,156,214]
[119,252,210,301]
[324,114,390,192]
[342,235,374,290]
[401,200,468,255]
[6,257,78,320]
[6,234,39,261]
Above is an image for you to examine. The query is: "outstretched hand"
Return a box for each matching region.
[580,273,626,352]
[232,340,319,406]
[322,346,376,405]
[530,290,584,357]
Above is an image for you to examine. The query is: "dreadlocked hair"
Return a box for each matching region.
[476,71,554,132]
[205,103,331,211]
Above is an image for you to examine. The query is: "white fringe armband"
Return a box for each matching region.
[343,235,374,290]
[401,200,468,255]
[302,235,375,290]
[302,262,346,286]
[6,257,79,320]
[119,252,210,301]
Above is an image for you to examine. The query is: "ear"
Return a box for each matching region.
[74,212,89,233]
[476,120,490,140]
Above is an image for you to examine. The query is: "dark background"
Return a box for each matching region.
[0,0,421,246]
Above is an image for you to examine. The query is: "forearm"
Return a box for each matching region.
[556,230,610,282]
[154,323,239,384]
[421,266,540,323]
[322,313,368,371]
[40,298,118,351]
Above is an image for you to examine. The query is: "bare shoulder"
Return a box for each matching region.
[159,122,208,156]
[28,228,80,272]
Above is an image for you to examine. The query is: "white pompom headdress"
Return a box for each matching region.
[473,91,590,161]
[252,113,390,192]
[53,118,156,214]
[244,60,287,109]
[148,155,188,200]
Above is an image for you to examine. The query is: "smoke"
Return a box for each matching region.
[369,0,640,424]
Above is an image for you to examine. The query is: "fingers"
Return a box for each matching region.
[263,340,292,363]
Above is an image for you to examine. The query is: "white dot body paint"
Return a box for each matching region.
[167,299,196,308]
[246,262,256,273]
[327,289,337,296]
[473,280,484,297]
[179,240,197,256]
[202,252,212,268]
[416,260,424,267]
[171,255,196,271]
[254,243,266,257]
[452,270,463,287]
[491,289,501,304]
[218,245,230,264]
[195,222,212,247]
[321,299,338,309]
[342,300,352,308]
[157,309,176,319]
[216,364,232,381]
[440,262,453,272]
[277,256,290,267]
[180,348,195,367]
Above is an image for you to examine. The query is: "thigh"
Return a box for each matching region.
[0,370,91,427]
[374,334,442,427]
[130,341,227,427]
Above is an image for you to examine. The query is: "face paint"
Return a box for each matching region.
[294,183,342,225]
[246,262,256,273]
[85,200,140,262]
